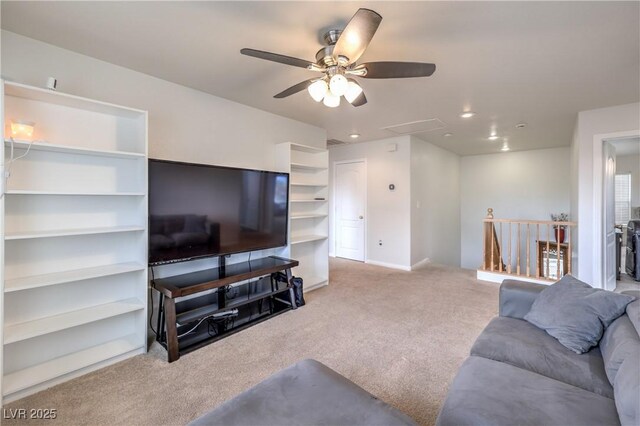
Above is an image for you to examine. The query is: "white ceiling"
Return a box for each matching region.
[1,1,638,155]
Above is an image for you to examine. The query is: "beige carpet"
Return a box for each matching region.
[4,258,499,426]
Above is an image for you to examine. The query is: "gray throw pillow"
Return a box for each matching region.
[524,275,635,354]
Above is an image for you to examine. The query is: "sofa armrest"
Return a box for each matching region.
[499,280,546,319]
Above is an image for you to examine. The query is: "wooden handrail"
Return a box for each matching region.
[481,208,576,281]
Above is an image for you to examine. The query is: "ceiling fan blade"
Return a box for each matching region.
[350,91,367,107]
[241,48,314,69]
[333,8,382,65]
[358,62,436,79]
[274,79,316,98]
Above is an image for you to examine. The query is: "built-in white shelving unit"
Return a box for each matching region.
[1,80,148,403]
[276,142,329,291]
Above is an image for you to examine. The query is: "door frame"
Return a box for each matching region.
[592,130,640,289]
[332,158,367,261]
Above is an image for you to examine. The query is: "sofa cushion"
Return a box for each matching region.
[623,292,640,336]
[435,356,620,426]
[600,312,640,385]
[614,350,640,426]
[189,359,415,426]
[471,316,613,398]
[524,275,635,353]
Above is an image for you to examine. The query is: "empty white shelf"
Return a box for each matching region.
[5,262,146,293]
[291,235,328,245]
[4,299,144,344]
[290,182,327,187]
[2,334,141,395]
[5,225,145,240]
[5,81,144,119]
[4,140,145,159]
[290,162,327,171]
[288,143,327,153]
[291,214,328,220]
[5,190,145,196]
[290,199,327,203]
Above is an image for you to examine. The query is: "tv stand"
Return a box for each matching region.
[151,256,299,362]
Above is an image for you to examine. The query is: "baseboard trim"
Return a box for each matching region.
[411,257,431,270]
[304,280,329,293]
[329,252,335,258]
[476,270,553,285]
[365,259,411,271]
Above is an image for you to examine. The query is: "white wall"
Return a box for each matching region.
[616,154,640,209]
[1,31,326,170]
[410,136,460,267]
[460,147,571,270]
[329,136,412,270]
[1,30,327,278]
[570,102,640,287]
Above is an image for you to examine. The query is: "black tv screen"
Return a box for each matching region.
[148,159,289,265]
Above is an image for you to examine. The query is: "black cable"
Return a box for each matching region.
[148,266,158,336]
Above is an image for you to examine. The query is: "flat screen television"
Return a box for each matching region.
[148,159,289,265]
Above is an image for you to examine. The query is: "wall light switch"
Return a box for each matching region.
[387,143,397,152]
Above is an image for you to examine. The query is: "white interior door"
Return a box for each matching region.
[604,142,617,290]
[335,161,366,261]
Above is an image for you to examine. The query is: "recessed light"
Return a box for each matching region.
[443,132,453,137]
[488,135,500,141]
[349,133,360,139]
[515,123,527,129]
[501,143,510,152]
[460,111,476,119]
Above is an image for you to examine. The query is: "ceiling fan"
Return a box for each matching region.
[240,8,436,108]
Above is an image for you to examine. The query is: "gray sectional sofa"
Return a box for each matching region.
[436,280,640,426]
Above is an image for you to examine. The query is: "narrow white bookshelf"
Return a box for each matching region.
[276,142,329,292]
[290,199,327,204]
[291,234,328,245]
[5,225,145,240]
[5,262,145,293]
[4,140,146,159]
[291,214,328,220]
[4,298,144,344]
[3,334,140,396]
[1,80,148,403]
[5,190,146,196]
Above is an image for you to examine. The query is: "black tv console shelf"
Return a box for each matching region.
[151,256,299,362]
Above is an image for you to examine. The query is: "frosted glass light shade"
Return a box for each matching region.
[329,74,348,97]
[307,80,328,102]
[344,81,363,104]
[323,92,340,108]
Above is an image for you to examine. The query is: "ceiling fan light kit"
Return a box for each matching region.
[323,91,341,108]
[240,8,436,108]
[308,79,328,102]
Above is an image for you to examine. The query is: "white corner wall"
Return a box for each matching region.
[410,136,460,267]
[460,147,571,270]
[328,136,412,270]
[570,102,640,287]
[0,31,326,170]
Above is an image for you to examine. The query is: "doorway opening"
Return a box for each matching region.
[603,137,640,290]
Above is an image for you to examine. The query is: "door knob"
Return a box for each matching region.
[359,215,364,219]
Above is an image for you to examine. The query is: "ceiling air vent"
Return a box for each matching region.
[327,139,348,146]
[381,118,446,135]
